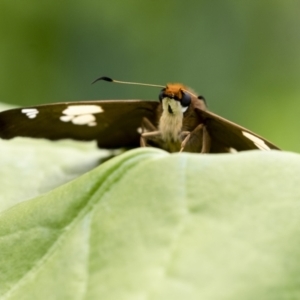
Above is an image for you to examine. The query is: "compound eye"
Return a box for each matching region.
[181,92,191,107]
[159,89,165,101]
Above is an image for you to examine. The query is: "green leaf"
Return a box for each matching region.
[1,146,300,300]
[0,137,112,212]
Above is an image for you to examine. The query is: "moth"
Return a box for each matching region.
[0,77,279,153]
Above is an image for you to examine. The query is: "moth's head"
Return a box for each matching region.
[159,84,195,115]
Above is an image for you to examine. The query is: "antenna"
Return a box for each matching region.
[92,76,165,88]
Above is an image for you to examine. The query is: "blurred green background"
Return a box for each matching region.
[0,1,299,151]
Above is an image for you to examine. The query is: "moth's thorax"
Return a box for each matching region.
[159,98,183,141]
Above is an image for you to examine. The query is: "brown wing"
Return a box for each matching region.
[0,100,160,148]
[195,108,280,152]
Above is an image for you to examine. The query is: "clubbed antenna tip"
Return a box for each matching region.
[91,76,113,84]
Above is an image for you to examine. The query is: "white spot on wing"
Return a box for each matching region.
[22,108,39,119]
[22,108,38,113]
[62,105,103,116]
[60,115,73,122]
[242,131,271,150]
[72,114,96,125]
[60,105,103,126]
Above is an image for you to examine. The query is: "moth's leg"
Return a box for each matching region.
[140,131,161,147]
[180,124,211,153]
[201,126,211,153]
[140,135,148,147]
[180,123,206,152]
[140,135,147,147]
[141,117,157,132]
[140,117,159,147]
[181,131,190,139]
[180,131,192,152]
